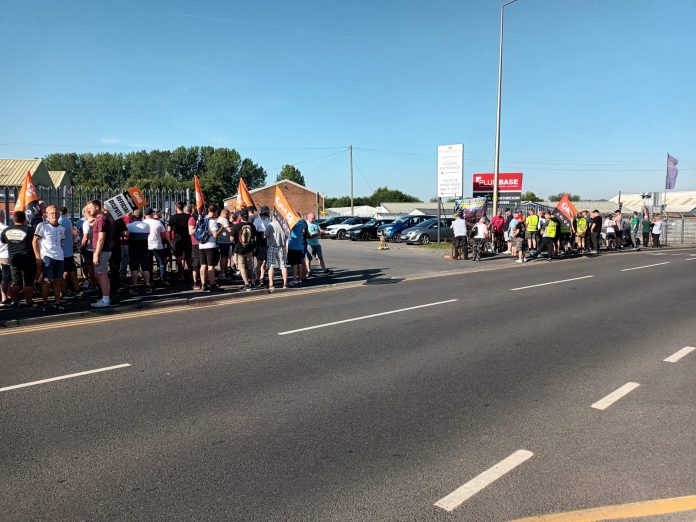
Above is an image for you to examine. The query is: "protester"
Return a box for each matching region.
[32,205,67,312]
[126,209,153,293]
[198,204,222,291]
[511,213,526,263]
[168,202,192,281]
[305,212,332,274]
[574,211,588,253]
[490,210,505,253]
[0,209,12,305]
[0,210,36,308]
[471,217,488,262]
[530,211,559,261]
[603,213,617,250]
[216,208,234,281]
[502,208,513,253]
[589,210,602,254]
[629,211,640,248]
[144,208,172,285]
[287,218,306,286]
[642,214,652,247]
[651,217,663,247]
[451,210,468,260]
[508,212,519,258]
[188,207,202,290]
[265,213,288,292]
[58,207,79,297]
[87,200,113,308]
[525,209,539,253]
[230,207,256,291]
[253,206,271,284]
[80,206,97,292]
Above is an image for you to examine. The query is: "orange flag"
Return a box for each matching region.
[194,175,205,216]
[15,170,41,224]
[236,177,256,210]
[273,185,300,236]
[555,193,579,222]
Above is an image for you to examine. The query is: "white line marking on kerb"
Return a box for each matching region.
[686,258,696,261]
[591,382,640,410]
[278,299,458,335]
[0,364,131,392]
[621,262,670,272]
[511,275,593,291]
[434,450,534,512]
[664,346,696,363]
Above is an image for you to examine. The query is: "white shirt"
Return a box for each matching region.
[0,223,7,259]
[652,221,662,234]
[474,222,488,239]
[143,217,166,250]
[199,217,220,250]
[35,221,66,260]
[451,218,467,237]
[82,221,94,251]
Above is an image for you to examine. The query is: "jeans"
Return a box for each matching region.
[119,244,129,279]
[151,249,168,282]
[590,231,601,253]
[453,236,468,259]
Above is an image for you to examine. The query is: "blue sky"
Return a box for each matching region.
[1,0,694,200]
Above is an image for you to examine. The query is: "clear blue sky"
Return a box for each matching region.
[1,0,694,201]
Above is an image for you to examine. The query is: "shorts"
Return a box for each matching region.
[560,233,571,241]
[94,251,111,275]
[267,246,287,269]
[10,257,37,287]
[308,244,323,260]
[218,243,231,257]
[199,247,220,267]
[503,231,510,241]
[524,230,536,240]
[515,237,525,250]
[287,249,304,267]
[255,244,268,262]
[234,252,254,272]
[576,233,586,242]
[42,256,64,282]
[1,258,11,283]
[129,246,153,272]
[173,239,192,259]
[191,245,201,270]
[63,256,77,273]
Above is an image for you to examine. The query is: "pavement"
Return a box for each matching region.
[1,241,695,520]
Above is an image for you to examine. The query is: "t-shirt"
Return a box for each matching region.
[217,216,231,244]
[231,220,257,255]
[491,215,505,234]
[58,216,75,259]
[82,221,94,251]
[0,223,8,259]
[253,216,271,246]
[652,221,663,234]
[513,221,524,238]
[604,219,616,234]
[34,221,66,261]
[591,216,602,232]
[144,217,166,250]
[306,222,321,246]
[288,221,305,251]
[168,213,191,242]
[91,214,113,253]
[127,220,150,249]
[0,224,34,261]
[508,217,519,235]
[198,218,220,250]
[451,218,467,237]
[188,216,199,246]
[474,222,488,239]
[630,216,640,231]
[642,219,652,233]
[266,221,286,249]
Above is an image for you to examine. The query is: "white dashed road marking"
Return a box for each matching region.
[620,262,670,272]
[0,364,132,392]
[278,299,458,335]
[510,275,593,291]
[664,346,695,363]
[591,382,640,410]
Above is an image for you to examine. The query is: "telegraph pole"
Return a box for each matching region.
[349,144,354,215]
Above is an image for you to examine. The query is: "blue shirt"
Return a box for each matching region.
[288,220,305,251]
[307,222,321,246]
[58,216,74,258]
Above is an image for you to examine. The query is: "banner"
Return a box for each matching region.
[666,154,678,190]
[15,170,41,225]
[273,185,300,236]
[194,175,205,216]
[437,144,464,198]
[472,172,523,206]
[554,193,578,228]
[454,197,488,227]
[104,186,147,220]
[236,177,256,210]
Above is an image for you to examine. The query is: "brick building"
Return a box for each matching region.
[224,180,324,217]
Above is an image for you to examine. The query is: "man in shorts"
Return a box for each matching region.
[127,209,153,292]
[231,208,256,291]
[58,207,80,297]
[168,202,192,281]
[524,208,539,252]
[87,200,113,308]
[198,204,222,291]
[216,208,234,281]
[287,218,306,287]
[305,212,332,275]
[253,206,271,285]
[0,210,37,308]
[187,206,202,290]
[265,214,288,292]
[512,213,526,263]
[0,209,12,305]
[32,205,67,312]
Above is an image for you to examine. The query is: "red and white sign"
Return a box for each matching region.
[472,173,523,193]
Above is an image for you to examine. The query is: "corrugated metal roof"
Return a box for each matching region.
[48,170,71,189]
[609,192,696,213]
[380,202,429,213]
[0,158,53,187]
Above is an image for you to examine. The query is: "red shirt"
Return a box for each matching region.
[188,216,199,246]
[491,215,505,234]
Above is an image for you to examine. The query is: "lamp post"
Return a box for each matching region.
[493,0,518,216]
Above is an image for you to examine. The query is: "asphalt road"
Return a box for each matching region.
[1,247,695,521]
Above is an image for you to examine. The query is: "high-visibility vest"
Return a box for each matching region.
[576,217,587,234]
[545,219,558,238]
[525,214,539,232]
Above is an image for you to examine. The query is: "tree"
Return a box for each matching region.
[547,192,581,202]
[238,158,267,189]
[203,148,242,205]
[276,165,305,186]
[367,186,419,206]
[521,191,543,202]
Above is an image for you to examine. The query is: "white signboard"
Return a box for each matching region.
[437,144,463,198]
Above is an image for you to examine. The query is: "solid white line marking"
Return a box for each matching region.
[0,364,131,392]
[686,258,696,261]
[664,346,696,363]
[434,450,534,512]
[621,262,670,272]
[278,299,458,335]
[591,382,640,410]
[510,275,593,291]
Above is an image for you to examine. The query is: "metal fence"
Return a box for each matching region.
[1,186,189,222]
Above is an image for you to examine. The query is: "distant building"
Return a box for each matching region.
[0,158,54,189]
[224,180,323,216]
[48,170,72,190]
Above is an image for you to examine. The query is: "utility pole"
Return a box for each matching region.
[349,144,354,215]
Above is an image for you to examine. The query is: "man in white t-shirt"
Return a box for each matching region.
[0,209,10,305]
[216,208,234,280]
[32,205,67,312]
[198,204,222,291]
[144,208,173,285]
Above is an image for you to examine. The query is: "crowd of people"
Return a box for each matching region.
[0,201,332,312]
[451,207,666,263]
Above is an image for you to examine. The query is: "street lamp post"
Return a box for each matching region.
[493,0,518,216]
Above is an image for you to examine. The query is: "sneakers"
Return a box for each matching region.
[144,285,153,294]
[193,283,202,290]
[267,286,275,294]
[288,280,302,288]
[323,269,333,275]
[515,259,523,264]
[242,285,252,292]
[91,298,111,308]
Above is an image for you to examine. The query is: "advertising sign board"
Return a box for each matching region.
[472,172,523,206]
[437,144,464,198]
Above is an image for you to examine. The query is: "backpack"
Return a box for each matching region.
[193,217,210,243]
[236,222,256,251]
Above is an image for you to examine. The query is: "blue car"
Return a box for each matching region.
[377,215,436,242]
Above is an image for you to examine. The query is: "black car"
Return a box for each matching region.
[346,218,395,241]
[319,215,354,230]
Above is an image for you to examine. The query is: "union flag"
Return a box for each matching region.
[236,177,256,211]
[15,170,41,225]
[194,175,205,216]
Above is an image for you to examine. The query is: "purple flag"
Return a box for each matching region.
[666,154,678,189]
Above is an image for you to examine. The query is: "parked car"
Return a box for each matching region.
[377,215,437,242]
[346,218,395,241]
[319,215,354,230]
[400,217,454,244]
[326,217,372,239]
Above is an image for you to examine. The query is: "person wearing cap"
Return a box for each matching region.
[253,206,271,285]
[451,210,468,260]
[144,207,173,286]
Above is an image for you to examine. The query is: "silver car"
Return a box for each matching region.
[399,218,454,244]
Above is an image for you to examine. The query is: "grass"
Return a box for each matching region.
[419,242,453,250]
